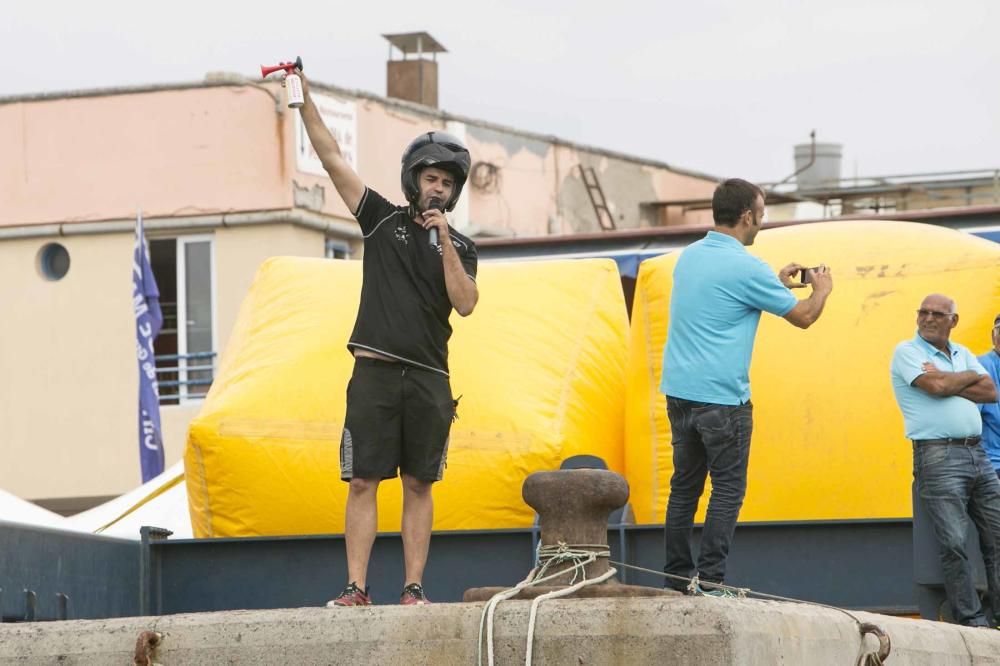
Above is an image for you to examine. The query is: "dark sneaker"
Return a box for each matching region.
[326,582,371,607]
[693,583,738,598]
[400,583,431,605]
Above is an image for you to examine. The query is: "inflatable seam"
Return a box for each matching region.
[640,268,662,521]
[190,441,214,538]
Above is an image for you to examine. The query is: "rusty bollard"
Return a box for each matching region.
[522,468,629,585]
[463,467,673,601]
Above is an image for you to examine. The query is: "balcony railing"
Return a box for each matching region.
[154,351,216,404]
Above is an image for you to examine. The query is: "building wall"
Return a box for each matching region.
[0,222,328,502]
[1,81,718,235]
[463,125,717,236]
[0,233,138,499]
[0,86,294,228]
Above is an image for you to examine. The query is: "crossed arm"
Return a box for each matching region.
[914,363,998,403]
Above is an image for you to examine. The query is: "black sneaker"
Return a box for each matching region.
[400,583,431,605]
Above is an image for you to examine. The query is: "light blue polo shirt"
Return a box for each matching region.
[660,231,798,405]
[977,350,1000,470]
[890,333,987,440]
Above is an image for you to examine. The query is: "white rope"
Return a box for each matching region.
[477,542,612,666]
[524,567,617,664]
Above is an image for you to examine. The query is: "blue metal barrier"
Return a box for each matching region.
[0,522,139,622]
[138,519,916,615]
[0,518,916,621]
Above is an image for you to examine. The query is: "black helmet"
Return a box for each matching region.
[400,131,471,212]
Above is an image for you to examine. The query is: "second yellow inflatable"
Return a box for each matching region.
[626,221,1000,525]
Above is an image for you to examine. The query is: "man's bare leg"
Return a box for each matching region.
[344,477,380,589]
[401,473,434,585]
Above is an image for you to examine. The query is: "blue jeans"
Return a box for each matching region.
[663,397,753,589]
[915,442,1000,626]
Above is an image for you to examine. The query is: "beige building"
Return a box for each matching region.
[0,71,718,512]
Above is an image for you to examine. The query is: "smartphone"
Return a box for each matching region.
[799,266,821,284]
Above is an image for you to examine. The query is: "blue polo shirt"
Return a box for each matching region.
[890,333,987,440]
[978,350,1000,470]
[660,231,798,405]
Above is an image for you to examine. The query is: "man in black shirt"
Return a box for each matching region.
[295,70,479,607]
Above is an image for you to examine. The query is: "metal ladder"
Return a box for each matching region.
[577,165,616,231]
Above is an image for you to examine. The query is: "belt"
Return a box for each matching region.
[913,436,981,446]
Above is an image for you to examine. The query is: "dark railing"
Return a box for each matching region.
[154,351,216,404]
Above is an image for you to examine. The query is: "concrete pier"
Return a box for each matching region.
[2,596,999,665]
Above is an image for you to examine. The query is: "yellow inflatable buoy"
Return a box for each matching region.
[185,257,629,537]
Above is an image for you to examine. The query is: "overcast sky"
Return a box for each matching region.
[3,0,998,183]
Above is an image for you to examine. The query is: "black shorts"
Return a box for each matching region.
[340,358,455,482]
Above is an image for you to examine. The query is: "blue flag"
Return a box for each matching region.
[133,211,165,482]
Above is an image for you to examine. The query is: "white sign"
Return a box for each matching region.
[295,93,358,175]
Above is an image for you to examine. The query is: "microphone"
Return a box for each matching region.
[427,197,444,247]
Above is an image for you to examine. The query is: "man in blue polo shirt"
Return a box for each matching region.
[660,178,833,596]
[979,313,1000,480]
[891,294,999,628]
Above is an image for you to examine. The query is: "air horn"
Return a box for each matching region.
[261,56,304,108]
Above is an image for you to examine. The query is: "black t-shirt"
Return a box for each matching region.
[347,187,478,376]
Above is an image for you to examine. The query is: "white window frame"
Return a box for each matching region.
[175,234,218,405]
[325,238,352,260]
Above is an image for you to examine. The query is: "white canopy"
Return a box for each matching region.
[63,461,192,539]
[0,488,78,531]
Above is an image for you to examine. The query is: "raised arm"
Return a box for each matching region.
[783,265,833,329]
[296,71,365,214]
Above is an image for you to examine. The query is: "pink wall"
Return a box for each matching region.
[0,82,718,235]
[464,128,717,237]
[0,86,292,227]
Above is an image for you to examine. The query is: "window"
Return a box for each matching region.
[149,236,217,405]
[325,238,351,260]
[38,243,71,280]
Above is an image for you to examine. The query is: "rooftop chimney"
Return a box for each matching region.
[383,31,446,108]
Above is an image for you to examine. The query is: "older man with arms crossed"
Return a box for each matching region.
[891,294,1000,628]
